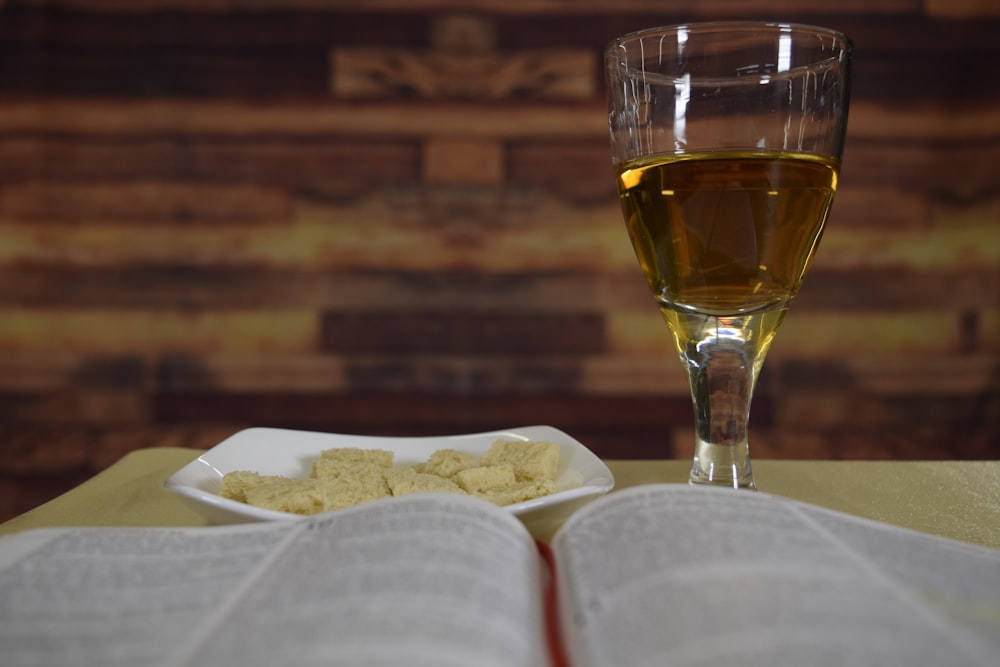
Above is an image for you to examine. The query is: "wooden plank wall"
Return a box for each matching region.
[0,0,997,521]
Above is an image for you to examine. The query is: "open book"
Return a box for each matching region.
[1,484,998,667]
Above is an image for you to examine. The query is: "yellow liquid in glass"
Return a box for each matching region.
[617,150,839,317]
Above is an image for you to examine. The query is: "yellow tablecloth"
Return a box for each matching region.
[2,448,998,548]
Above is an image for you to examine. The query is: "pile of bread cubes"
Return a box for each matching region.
[219,439,563,516]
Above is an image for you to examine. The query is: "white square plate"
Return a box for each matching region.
[164,425,615,524]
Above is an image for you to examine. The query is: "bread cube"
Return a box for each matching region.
[481,439,560,482]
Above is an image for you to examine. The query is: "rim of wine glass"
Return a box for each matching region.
[606,21,852,85]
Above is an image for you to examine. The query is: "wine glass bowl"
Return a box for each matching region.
[606,23,852,488]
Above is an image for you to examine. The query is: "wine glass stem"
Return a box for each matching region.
[671,311,780,490]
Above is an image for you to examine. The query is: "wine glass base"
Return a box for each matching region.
[689,441,757,490]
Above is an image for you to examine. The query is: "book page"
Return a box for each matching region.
[0,494,546,667]
[552,484,1000,667]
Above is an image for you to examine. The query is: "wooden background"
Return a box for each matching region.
[0,0,997,522]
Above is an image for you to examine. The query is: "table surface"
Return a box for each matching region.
[1,448,998,548]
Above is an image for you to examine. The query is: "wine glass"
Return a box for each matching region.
[605,23,852,489]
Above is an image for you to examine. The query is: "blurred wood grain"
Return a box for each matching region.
[0,0,997,522]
